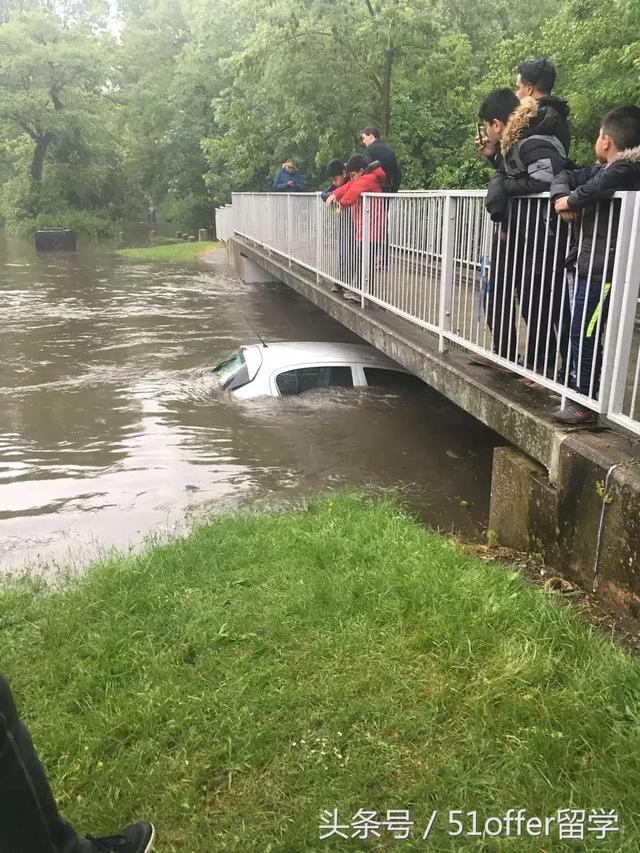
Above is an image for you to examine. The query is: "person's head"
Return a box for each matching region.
[595,106,640,163]
[516,58,556,100]
[325,158,348,187]
[360,127,380,147]
[346,153,368,178]
[283,159,296,173]
[479,88,520,143]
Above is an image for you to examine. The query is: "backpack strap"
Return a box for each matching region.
[507,134,567,176]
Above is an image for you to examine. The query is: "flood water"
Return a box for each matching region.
[0,234,500,572]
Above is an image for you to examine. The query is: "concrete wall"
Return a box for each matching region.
[490,436,640,615]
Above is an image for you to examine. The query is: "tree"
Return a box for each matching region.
[0,8,115,213]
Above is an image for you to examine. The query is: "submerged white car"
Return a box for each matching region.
[213,341,421,399]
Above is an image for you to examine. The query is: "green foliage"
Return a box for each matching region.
[0,173,38,222]
[13,209,119,238]
[0,0,639,222]
[157,192,210,235]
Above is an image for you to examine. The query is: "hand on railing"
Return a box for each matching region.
[554,195,579,223]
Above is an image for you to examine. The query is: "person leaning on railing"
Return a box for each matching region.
[321,159,354,295]
[477,88,572,375]
[550,106,640,425]
[325,155,386,300]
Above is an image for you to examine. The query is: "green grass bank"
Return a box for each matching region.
[2,495,639,851]
[116,241,221,262]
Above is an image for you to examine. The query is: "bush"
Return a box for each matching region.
[158,193,210,236]
[11,209,120,240]
[0,174,39,222]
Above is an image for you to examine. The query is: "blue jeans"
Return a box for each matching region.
[570,275,610,398]
[0,675,89,853]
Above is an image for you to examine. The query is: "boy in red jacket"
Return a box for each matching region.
[325,154,386,300]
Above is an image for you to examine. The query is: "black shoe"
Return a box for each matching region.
[552,402,598,425]
[88,822,155,852]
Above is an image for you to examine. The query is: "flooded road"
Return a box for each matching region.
[0,234,500,572]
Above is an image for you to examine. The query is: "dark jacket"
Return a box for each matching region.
[486,94,571,170]
[321,174,348,201]
[536,95,572,156]
[486,97,569,222]
[550,145,640,279]
[321,181,339,202]
[363,139,401,193]
[272,167,305,192]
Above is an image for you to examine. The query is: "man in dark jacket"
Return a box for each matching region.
[360,127,401,268]
[480,88,571,373]
[360,128,401,192]
[272,159,305,192]
[550,105,640,424]
[515,58,571,156]
[476,59,571,168]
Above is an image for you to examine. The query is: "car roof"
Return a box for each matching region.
[240,341,405,371]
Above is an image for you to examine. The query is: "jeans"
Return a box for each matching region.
[570,276,610,397]
[0,675,88,853]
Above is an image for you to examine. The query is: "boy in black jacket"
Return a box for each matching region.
[551,106,640,424]
[480,88,571,371]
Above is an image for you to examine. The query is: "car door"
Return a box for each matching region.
[271,364,355,396]
[361,365,424,390]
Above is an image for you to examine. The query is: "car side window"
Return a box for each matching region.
[276,366,353,396]
[363,367,424,390]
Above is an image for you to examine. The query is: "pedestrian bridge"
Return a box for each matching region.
[216,191,640,612]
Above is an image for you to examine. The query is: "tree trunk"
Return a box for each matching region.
[30,132,54,183]
[380,41,394,136]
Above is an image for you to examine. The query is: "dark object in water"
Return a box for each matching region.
[35,230,77,252]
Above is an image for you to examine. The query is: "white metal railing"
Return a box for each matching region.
[230,190,640,436]
[215,204,233,241]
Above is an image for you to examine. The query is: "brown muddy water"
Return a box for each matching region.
[0,235,501,572]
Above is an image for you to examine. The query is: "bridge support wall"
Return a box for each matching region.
[490,439,640,614]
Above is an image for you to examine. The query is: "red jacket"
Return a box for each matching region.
[332,166,386,242]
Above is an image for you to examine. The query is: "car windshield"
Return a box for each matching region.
[213,351,245,389]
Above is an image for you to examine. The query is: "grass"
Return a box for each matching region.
[116,241,221,262]
[2,494,640,851]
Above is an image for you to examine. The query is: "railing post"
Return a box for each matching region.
[287,194,293,267]
[438,193,456,352]
[607,192,640,417]
[361,194,370,308]
[315,195,322,283]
